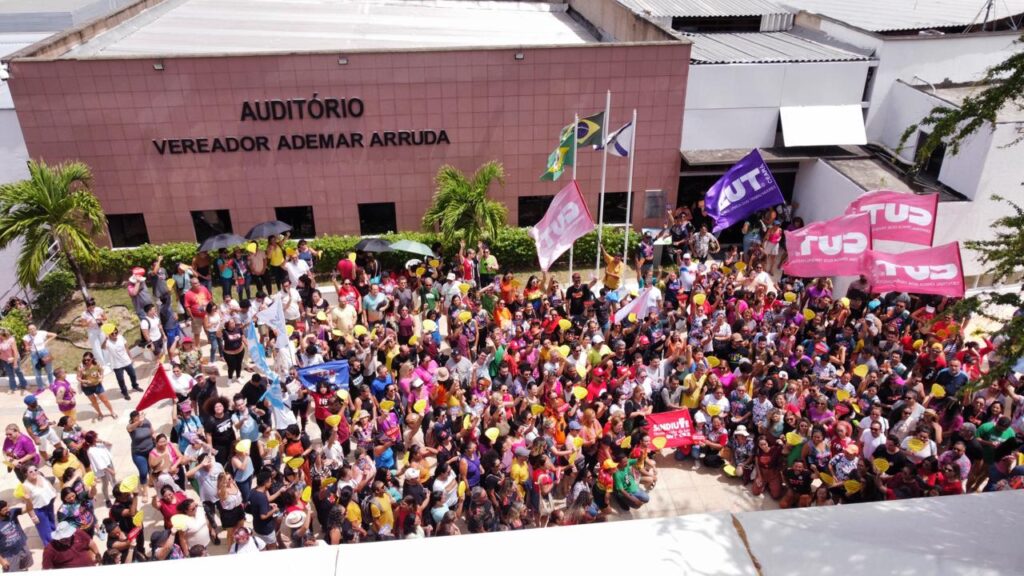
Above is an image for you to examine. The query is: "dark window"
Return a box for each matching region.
[644,190,665,219]
[518,195,554,227]
[191,209,233,243]
[601,192,629,224]
[672,15,762,33]
[107,213,149,248]
[275,205,316,238]
[916,132,946,181]
[358,203,396,235]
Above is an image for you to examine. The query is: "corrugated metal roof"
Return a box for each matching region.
[620,0,792,18]
[779,0,1024,32]
[685,30,869,63]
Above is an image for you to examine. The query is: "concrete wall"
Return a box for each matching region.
[682,60,869,150]
[0,108,29,301]
[878,81,993,201]
[9,42,690,243]
[568,0,677,42]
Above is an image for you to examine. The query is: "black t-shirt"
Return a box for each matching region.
[205,414,235,447]
[872,445,907,472]
[241,382,267,407]
[249,490,274,535]
[565,284,592,317]
[403,482,427,506]
[784,469,812,494]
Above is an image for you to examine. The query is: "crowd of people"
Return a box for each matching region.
[1,202,1022,571]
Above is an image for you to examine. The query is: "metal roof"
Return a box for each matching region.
[779,0,1024,32]
[685,30,869,63]
[620,0,792,18]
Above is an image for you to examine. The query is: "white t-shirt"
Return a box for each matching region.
[282,288,302,321]
[141,316,162,343]
[284,259,311,286]
[23,331,49,353]
[104,335,133,369]
[81,307,105,340]
[172,373,195,396]
[25,478,56,508]
[87,444,114,472]
[184,512,212,548]
[860,428,886,459]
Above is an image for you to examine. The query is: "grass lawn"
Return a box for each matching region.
[47,286,139,370]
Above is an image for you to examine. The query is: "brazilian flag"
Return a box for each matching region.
[540,123,576,181]
[540,112,603,181]
[573,111,604,147]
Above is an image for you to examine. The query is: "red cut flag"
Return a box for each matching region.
[846,190,938,246]
[865,242,964,297]
[136,364,176,411]
[783,212,871,278]
[528,180,595,271]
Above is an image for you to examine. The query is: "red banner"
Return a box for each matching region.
[865,242,965,298]
[136,364,176,411]
[646,409,697,448]
[783,212,871,278]
[528,180,595,271]
[846,189,938,246]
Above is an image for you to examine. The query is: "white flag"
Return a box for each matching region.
[614,287,657,324]
[256,296,290,349]
[598,122,633,157]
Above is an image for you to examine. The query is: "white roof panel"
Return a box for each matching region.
[780,0,1024,32]
[685,30,868,63]
[620,0,792,18]
[64,0,596,58]
[780,104,867,146]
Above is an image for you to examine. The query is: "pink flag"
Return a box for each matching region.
[529,180,595,271]
[783,212,871,278]
[865,242,964,297]
[846,190,939,246]
[614,287,658,324]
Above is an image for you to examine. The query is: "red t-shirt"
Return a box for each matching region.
[184,286,212,318]
[158,492,187,528]
[336,258,355,281]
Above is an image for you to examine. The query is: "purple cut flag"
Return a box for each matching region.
[704,150,784,233]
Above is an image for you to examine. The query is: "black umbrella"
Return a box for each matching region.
[245,220,292,240]
[198,233,247,253]
[354,238,392,253]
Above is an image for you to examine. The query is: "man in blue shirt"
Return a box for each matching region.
[370,364,393,401]
[935,360,969,398]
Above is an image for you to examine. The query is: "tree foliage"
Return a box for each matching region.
[948,196,1024,393]
[0,160,106,299]
[899,33,1024,172]
[422,161,508,246]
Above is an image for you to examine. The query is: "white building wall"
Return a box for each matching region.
[682,61,870,150]
[0,108,29,301]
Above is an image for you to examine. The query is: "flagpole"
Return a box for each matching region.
[569,113,579,279]
[595,90,611,275]
[622,108,637,261]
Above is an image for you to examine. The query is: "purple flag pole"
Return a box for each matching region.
[704,149,785,233]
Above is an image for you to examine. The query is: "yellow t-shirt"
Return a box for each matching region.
[370,494,394,533]
[345,501,362,526]
[52,454,84,488]
[603,254,623,290]
[682,373,707,410]
[268,245,285,267]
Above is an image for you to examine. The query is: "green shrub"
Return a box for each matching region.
[33,269,76,320]
[0,307,30,342]
[80,228,641,282]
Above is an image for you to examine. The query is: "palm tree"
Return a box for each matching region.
[422,161,508,246]
[0,160,106,300]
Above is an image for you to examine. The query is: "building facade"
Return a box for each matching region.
[7,0,690,245]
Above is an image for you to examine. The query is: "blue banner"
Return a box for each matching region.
[297,360,350,390]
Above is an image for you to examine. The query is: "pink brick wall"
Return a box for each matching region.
[10,43,689,244]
